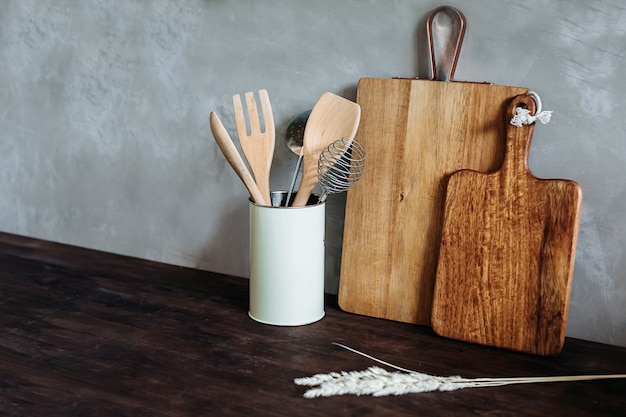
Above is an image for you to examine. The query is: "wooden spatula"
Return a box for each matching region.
[291,92,361,207]
[431,94,583,355]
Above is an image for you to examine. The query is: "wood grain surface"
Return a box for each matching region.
[0,232,623,416]
[339,78,527,325]
[432,94,583,355]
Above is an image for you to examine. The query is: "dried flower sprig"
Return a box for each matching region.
[294,343,626,398]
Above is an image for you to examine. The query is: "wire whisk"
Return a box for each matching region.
[317,137,366,203]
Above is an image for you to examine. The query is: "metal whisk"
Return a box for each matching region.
[317,137,366,203]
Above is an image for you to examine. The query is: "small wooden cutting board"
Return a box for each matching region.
[431,94,582,355]
[338,78,527,325]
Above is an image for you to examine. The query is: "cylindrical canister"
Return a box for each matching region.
[248,191,325,326]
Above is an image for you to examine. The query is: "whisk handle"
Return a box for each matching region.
[318,193,329,204]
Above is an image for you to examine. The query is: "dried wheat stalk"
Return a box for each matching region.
[294,343,626,398]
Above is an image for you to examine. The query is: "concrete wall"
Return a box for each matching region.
[1,0,624,346]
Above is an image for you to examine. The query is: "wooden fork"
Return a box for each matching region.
[233,90,275,206]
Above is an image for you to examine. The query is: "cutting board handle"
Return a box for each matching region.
[427,6,466,81]
[501,94,538,178]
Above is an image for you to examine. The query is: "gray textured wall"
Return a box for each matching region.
[1,0,624,346]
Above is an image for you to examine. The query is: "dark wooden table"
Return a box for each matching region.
[1,232,625,416]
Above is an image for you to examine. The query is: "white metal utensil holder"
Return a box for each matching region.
[248,191,325,326]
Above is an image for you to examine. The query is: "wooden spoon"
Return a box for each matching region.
[209,111,267,205]
[291,93,361,207]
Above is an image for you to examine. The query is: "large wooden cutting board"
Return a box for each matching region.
[431,94,582,355]
[338,78,527,325]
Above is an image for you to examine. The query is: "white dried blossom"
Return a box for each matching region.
[295,366,473,398]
